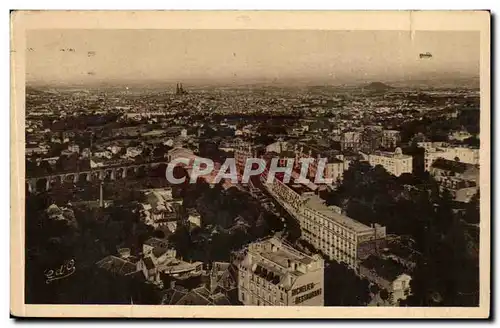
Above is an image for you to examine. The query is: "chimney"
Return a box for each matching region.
[99,182,104,208]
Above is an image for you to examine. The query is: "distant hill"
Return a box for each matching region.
[25,86,58,95]
[389,76,479,89]
[362,82,395,92]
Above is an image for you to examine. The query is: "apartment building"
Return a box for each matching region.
[292,145,346,184]
[341,131,362,151]
[381,130,401,149]
[235,145,257,176]
[368,148,413,177]
[260,167,387,271]
[298,194,386,270]
[260,168,305,216]
[138,238,203,286]
[418,142,479,171]
[361,126,383,153]
[237,237,324,306]
[360,255,412,306]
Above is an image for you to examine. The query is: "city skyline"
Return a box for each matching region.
[26,30,480,87]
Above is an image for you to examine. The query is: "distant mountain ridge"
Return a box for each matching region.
[389,76,480,89]
[362,82,395,91]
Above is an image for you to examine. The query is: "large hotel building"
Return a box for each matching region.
[417,142,479,171]
[237,237,324,306]
[260,167,386,271]
[300,194,386,269]
[367,148,413,177]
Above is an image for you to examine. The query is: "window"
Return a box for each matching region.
[241,292,245,301]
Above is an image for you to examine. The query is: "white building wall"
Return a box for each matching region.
[237,238,324,306]
[368,153,412,177]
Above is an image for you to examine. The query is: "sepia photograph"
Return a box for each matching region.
[10,11,490,318]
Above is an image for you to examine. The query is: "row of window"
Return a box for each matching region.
[240,269,287,294]
[240,292,286,306]
[306,233,355,252]
[241,284,285,304]
[301,231,356,267]
[305,228,355,247]
[302,210,356,241]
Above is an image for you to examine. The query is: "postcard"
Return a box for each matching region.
[10,10,490,318]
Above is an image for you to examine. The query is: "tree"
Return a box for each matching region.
[39,160,53,175]
[464,191,480,224]
[153,230,166,239]
[325,159,479,307]
[169,222,192,259]
[323,260,371,306]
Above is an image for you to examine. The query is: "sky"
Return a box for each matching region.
[26,30,480,87]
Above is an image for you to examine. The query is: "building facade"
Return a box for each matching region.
[138,238,203,287]
[298,194,386,270]
[234,145,257,176]
[361,126,383,153]
[368,148,413,177]
[237,237,324,306]
[260,169,387,271]
[418,142,480,171]
[359,255,412,306]
[381,130,401,149]
[341,131,362,152]
[292,145,346,184]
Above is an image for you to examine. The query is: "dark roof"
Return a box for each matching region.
[187,208,200,216]
[152,247,168,258]
[431,158,474,174]
[142,257,155,270]
[144,237,169,249]
[193,286,211,299]
[361,255,407,282]
[211,293,231,305]
[126,255,139,264]
[176,288,212,305]
[96,255,137,276]
[212,262,230,272]
[161,286,189,305]
[163,285,235,305]
[127,270,145,281]
[385,239,420,260]
[327,157,344,164]
[254,265,281,284]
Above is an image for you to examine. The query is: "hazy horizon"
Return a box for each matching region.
[26,30,480,88]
